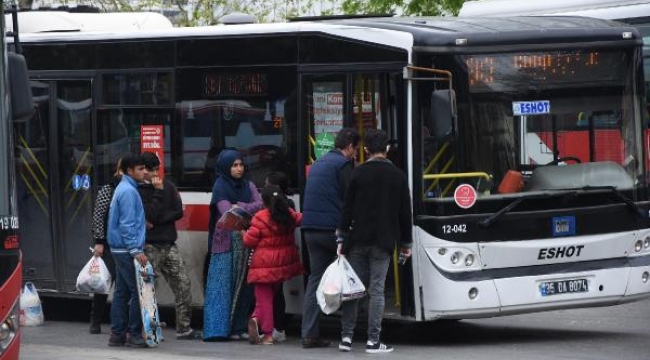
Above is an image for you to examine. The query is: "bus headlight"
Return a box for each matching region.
[642,272,649,283]
[635,240,643,252]
[645,237,650,249]
[464,254,475,267]
[450,252,460,264]
[0,300,19,353]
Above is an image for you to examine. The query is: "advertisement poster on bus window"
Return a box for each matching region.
[141,125,165,178]
[312,82,343,159]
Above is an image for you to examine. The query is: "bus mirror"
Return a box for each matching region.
[8,53,34,121]
[430,89,457,140]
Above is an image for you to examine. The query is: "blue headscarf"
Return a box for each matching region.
[210,149,252,205]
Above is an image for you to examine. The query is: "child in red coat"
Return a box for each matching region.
[243,186,303,345]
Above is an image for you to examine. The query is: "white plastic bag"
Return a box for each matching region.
[76,256,112,294]
[340,256,366,301]
[20,282,44,326]
[316,258,344,314]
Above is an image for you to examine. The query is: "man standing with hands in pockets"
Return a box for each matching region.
[106,154,149,348]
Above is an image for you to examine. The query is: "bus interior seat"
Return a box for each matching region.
[497,170,524,194]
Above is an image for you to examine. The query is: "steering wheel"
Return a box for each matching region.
[545,156,582,166]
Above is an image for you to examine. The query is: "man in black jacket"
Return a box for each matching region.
[337,129,413,354]
[139,151,201,340]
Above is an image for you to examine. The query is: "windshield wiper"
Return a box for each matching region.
[579,185,646,219]
[478,192,573,229]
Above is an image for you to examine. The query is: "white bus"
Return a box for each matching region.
[12,11,650,322]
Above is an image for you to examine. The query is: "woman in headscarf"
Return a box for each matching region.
[204,149,263,341]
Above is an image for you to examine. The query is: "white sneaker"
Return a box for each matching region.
[339,337,352,352]
[366,341,393,354]
[272,329,287,342]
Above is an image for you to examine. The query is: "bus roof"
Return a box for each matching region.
[9,14,640,52]
[330,16,641,48]
[5,11,173,33]
[459,0,650,19]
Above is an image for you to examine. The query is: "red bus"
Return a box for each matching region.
[0,6,34,360]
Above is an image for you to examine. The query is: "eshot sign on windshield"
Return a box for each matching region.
[512,100,550,116]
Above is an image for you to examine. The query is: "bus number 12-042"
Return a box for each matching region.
[442,224,467,234]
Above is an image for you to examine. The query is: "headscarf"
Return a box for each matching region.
[210,149,252,205]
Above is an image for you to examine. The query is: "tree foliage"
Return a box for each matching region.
[19,0,467,25]
[340,0,466,16]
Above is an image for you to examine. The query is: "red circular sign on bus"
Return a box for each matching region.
[454,184,477,209]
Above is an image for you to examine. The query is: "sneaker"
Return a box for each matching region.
[366,341,393,354]
[176,329,203,340]
[108,334,125,347]
[272,329,286,342]
[260,334,274,345]
[229,333,248,341]
[247,318,260,344]
[339,337,352,352]
[302,337,330,348]
[127,336,148,348]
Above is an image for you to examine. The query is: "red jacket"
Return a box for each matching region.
[243,209,304,284]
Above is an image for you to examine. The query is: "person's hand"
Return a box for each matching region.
[400,248,412,258]
[146,221,154,229]
[135,253,148,266]
[152,175,163,190]
[93,244,104,257]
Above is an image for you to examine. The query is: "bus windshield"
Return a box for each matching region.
[420,48,644,212]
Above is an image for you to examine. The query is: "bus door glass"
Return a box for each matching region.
[14,80,55,285]
[57,80,93,286]
[15,79,93,290]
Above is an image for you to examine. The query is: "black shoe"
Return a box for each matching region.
[365,341,393,354]
[89,322,101,334]
[127,336,148,348]
[302,337,330,348]
[108,334,125,347]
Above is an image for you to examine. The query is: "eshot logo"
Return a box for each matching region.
[512,100,550,116]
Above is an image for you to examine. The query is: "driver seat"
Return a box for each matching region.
[497,170,523,194]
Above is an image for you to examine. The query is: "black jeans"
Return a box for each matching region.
[300,230,337,339]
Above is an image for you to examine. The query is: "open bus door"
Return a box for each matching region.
[299,70,414,318]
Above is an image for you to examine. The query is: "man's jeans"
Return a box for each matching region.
[110,253,143,338]
[301,230,338,339]
[340,245,390,344]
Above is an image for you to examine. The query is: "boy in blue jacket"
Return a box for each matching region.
[106,154,148,347]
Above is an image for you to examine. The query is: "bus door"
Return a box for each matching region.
[15,79,94,291]
[300,71,412,318]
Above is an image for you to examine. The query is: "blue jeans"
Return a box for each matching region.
[110,253,142,338]
[340,245,391,344]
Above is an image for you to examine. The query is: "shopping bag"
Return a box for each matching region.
[339,256,366,301]
[316,258,344,314]
[217,207,252,231]
[76,256,112,294]
[20,282,44,326]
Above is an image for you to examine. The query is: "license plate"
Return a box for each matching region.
[539,278,588,296]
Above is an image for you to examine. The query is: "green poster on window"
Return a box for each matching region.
[314,132,335,159]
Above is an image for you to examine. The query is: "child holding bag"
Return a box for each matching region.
[243,186,303,345]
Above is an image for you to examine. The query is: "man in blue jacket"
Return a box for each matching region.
[107,154,148,348]
[300,128,360,348]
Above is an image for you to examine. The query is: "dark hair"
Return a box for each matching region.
[334,127,361,150]
[364,129,389,155]
[119,154,145,174]
[141,151,161,170]
[261,186,294,232]
[265,171,289,193]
